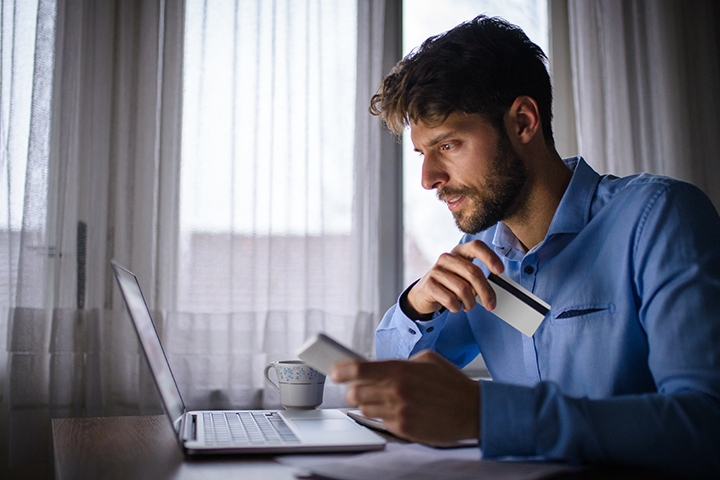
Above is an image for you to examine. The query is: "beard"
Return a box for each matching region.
[438,130,528,235]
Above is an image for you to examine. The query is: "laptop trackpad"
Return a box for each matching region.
[292,418,357,432]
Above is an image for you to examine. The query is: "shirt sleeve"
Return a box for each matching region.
[481,381,720,479]
[375,283,448,360]
[375,283,481,365]
[481,182,720,479]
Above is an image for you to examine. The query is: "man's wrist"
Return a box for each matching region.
[399,282,437,321]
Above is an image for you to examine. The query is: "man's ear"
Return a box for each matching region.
[508,96,541,144]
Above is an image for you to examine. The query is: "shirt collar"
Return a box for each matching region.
[491,156,600,256]
[546,156,600,236]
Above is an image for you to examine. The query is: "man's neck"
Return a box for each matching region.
[503,152,572,251]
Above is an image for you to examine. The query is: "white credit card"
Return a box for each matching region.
[297,333,367,376]
[476,273,550,337]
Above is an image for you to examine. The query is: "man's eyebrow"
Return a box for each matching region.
[415,131,456,152]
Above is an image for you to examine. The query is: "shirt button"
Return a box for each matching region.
[524,265,534,274]
[408,328,416,335]
[426,326,434,333]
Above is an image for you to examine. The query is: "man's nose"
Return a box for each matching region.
[421,154,449,190]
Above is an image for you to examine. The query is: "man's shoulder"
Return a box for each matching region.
[594,171,710,215]
[599,171,676,196]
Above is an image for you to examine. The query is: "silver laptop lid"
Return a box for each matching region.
[111,261,185,433]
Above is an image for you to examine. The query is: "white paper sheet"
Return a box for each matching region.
[276,442,581,480]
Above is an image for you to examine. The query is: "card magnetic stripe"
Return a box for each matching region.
[487,273,550,316]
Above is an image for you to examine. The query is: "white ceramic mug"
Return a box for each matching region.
[263,360,326,409]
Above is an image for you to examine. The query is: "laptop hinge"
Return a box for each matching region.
[184,413,197,441]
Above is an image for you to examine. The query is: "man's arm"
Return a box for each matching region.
[375,301,482,364]
[482,382,720,478]
[375,239,502,361]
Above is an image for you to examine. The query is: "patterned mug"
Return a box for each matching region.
[263,360,326,409]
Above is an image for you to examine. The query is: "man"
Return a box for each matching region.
[331,15,720,479]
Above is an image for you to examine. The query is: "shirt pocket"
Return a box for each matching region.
[551,303,615,325]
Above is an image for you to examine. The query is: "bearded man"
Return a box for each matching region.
[332,15,720,479]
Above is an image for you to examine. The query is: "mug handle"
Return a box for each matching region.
[263,363,280,391]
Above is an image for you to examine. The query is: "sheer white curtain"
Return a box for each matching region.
[1,0,397,476]
[172,0,400,411]
[551,0,720,207]
[1,0,184,475]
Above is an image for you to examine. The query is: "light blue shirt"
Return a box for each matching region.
[376,157,720,478]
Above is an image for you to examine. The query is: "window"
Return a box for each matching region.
[179,1,358,315]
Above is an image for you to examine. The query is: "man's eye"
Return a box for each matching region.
[440,143,453,151]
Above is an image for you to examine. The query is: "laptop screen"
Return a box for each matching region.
[112,261,185,432]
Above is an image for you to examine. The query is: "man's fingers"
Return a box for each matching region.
[474,283,497,311]
[420,272,471,313]
[452,240,504,274]
[409,350,456,369]
[409,349,443,363]
[346,381,391,406]
[405,240,505,316]
[434,253,497,312]
[448,240,504,311]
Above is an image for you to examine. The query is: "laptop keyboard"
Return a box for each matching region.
[203,411,300,446]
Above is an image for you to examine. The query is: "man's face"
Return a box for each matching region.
[410,112,528,234]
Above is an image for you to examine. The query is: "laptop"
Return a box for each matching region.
[111,260,386,455]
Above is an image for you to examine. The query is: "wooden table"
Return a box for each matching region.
[52,414,678,480]
[52,415,301,480]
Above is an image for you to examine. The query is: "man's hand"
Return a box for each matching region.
[332,350,481,445]
[406,240,504,318]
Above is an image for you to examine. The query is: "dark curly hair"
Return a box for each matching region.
[370,15,553,145]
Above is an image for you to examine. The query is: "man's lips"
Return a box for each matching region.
[443,195,464,211]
